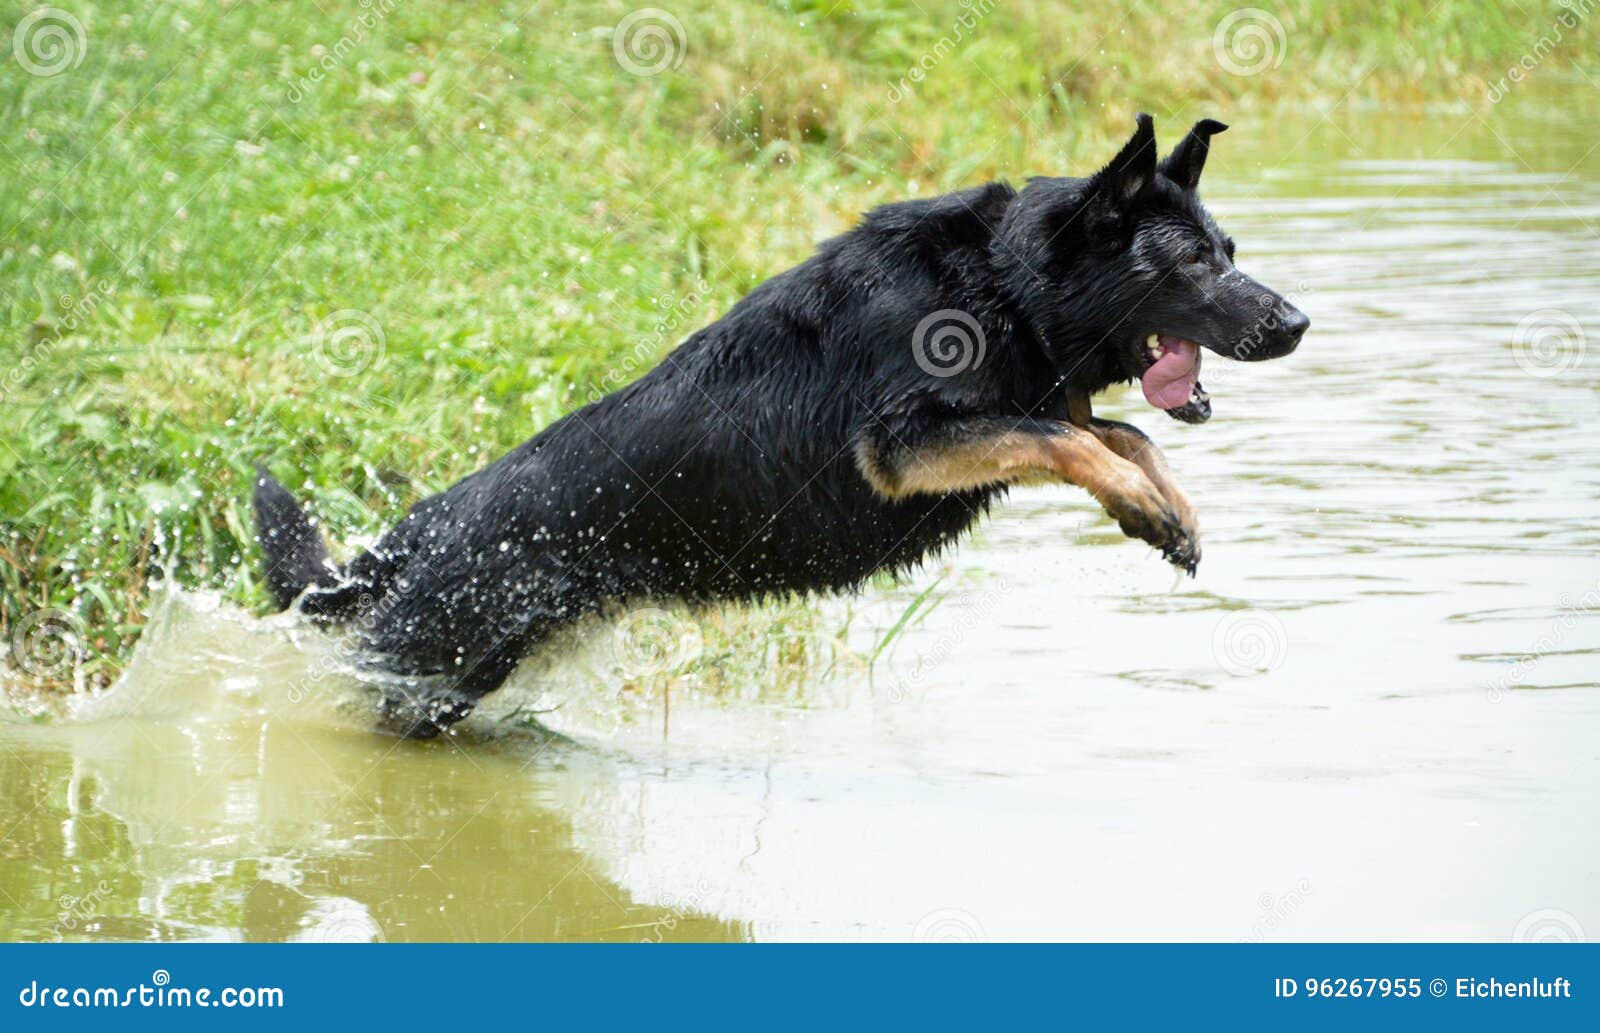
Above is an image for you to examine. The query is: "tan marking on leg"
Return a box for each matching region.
[854,423,1157,519]
[855,431,1069,499]
[856,421,1199,571]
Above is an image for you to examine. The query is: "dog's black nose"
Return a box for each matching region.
[1281,304,1310,344]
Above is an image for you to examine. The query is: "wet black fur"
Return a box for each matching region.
[254,115,1308,738]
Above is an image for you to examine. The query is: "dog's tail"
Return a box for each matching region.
[252,465,344,611]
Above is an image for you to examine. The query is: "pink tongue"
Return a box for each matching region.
[1141,337,1201,410]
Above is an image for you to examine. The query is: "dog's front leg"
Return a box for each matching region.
[856,417,1198,571]
[1088,418,1200,572]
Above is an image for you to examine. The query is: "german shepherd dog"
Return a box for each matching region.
[254,115,1308,738]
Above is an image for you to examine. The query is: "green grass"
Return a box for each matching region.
[2,0,1593,690]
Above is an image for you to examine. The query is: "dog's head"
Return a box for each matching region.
[996,114,1308,423]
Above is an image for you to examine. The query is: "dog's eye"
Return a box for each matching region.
[1183,244,1209,265]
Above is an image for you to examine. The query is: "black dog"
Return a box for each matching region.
[255,115,1308,738]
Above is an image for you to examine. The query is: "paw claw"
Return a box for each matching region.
[1162,536,1201,576]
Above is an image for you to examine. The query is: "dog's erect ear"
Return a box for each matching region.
[1158,119,1228,190]
[1091,113,1157,208]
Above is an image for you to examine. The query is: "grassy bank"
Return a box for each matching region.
[2,0,1594,690]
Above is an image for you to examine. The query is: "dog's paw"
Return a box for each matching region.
[1098,473,1199,575]
[1161,525,1201,577]
[1098,474,1178,545]
[1157,488,1201,576]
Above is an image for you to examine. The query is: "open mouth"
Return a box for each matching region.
[1136,333,1210,424]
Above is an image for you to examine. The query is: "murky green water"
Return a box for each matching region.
[4,98,1598,942]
